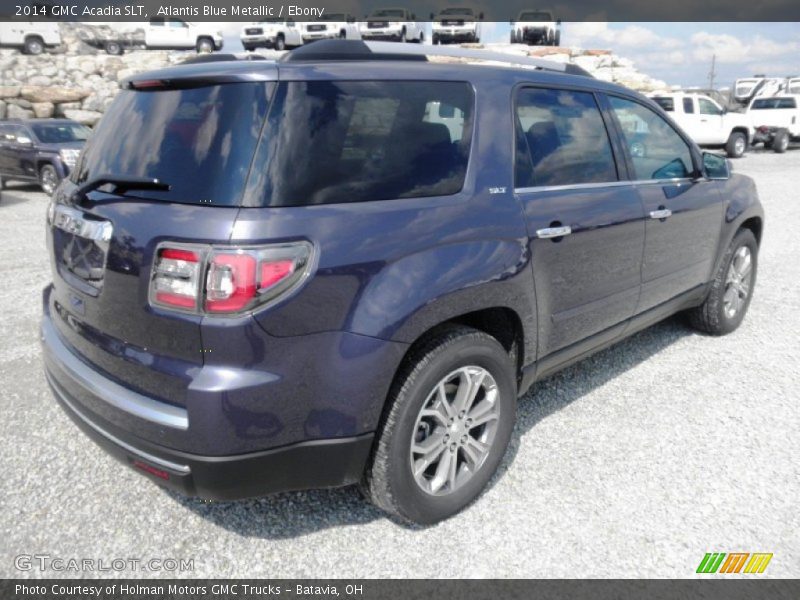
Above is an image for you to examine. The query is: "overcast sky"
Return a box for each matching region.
[214,21,798,88]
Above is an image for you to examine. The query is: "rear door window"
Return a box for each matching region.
[608,95,695,180]
[653,97,674,112]
[683,97,694,113]
[514,87,618,188]
[244,81,474,207]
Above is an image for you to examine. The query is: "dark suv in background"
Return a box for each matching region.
[0,119,89,195]
[41,41,763,524]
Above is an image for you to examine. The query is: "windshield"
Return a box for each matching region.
[72,83,271,206]
[371,9,405,18]
[652,97,674,112]
[243,80,474,207]
[519,11,552,20]
[31,122,90,143]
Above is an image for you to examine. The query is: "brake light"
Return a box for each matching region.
[149,242,312,315]
[152,247,202,310]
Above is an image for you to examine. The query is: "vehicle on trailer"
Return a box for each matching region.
[241,19,303,51]
[42,40,763,524]
[0,119,88,195]
[430,8,483,45]
[359,8,425,43]
[299,15,361,42]
[145,18,223,53]
[732,76,787,106]
[650,91,752,157]
[510,10,560,46]
[0,21,61,55]
[747,95,800,153]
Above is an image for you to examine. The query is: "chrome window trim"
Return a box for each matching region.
[514,177,693,194]
[42,317,189,431]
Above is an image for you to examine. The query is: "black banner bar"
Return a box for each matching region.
[1,0,799,22]
[2,580,800,600]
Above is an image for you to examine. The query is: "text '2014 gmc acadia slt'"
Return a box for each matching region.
[42,41,763,524]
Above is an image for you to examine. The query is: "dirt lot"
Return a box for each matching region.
[0,150,798,578]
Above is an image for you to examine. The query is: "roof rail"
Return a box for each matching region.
[281,40,592,77]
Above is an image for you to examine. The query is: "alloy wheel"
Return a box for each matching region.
[409,366,500,496]
[723,246,752,319]
[40,166,58,195]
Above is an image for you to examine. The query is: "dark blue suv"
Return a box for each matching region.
[0,119,89,195]
[42,41,763,524]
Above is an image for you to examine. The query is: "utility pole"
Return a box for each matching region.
[708,53,717,90]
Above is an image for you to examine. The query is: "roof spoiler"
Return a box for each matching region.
[282,40,593,77]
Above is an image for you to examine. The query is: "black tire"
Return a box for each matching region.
[24,36,44,55]
[105,41,123,55]
[725,131,747,158]
[339,30,346,39]
[39,164,59,196]
[243,44,254,52]
[687,228,758,336]
[773,129,789,153]
[361,326,517,524]
[417,32,424,44]
[274,35,286,51]
[432,34,440,45]
[196,37,214,53]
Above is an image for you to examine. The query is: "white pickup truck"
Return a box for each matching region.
[300,15,360,42]
[145,18,223,53]
[430,7,483,44]
[241,20,303,51]
[747,95,800,153]
[650,92,752,158]
[510,10,560,46]
[359,8,425,43]
[0,22,61,54]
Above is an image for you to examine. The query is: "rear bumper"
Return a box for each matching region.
[44,346,373,500]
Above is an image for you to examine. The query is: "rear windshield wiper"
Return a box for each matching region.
[72,174,171,202]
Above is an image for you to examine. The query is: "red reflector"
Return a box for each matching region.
[132,460,170,480]
[161,248,198,262]
[131,79,165,89]
[155,291,196,308]
[205,253,257,313]
[260,260,294,289]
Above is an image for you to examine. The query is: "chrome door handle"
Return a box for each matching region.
[536,225,572,239]
[650,208,672,219]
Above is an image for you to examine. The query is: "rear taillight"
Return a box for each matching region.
[149,242,312,316]
[152,247,202,310]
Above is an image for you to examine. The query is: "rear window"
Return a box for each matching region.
[243,81,474,207]
[72,83,271,206]
[751,97,797,109]
[652,97,674,112]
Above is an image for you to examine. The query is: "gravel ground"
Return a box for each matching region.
[1,150,798,579]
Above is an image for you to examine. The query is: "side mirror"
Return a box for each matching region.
[703,151,730,180]
[16,136,33,145]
